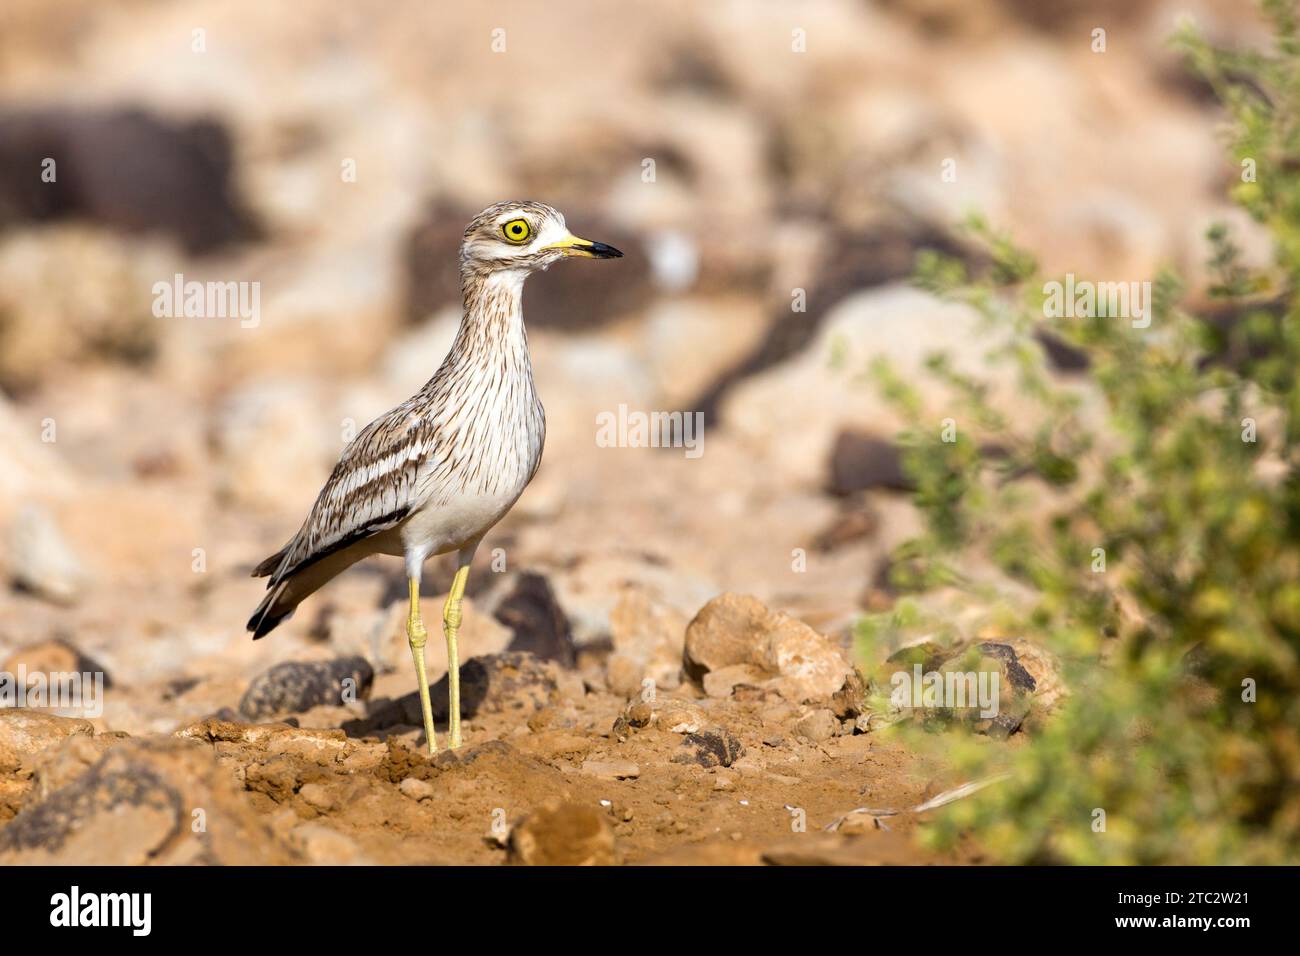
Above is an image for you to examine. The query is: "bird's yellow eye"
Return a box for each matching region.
[502,219,532,243]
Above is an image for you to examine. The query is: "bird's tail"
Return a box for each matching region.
[246,545,368,640]
[246,579,296,639]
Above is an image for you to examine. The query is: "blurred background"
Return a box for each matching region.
[0,0,1266,738]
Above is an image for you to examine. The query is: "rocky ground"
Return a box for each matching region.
[0,592,1021,865]
[0,0,1265,863]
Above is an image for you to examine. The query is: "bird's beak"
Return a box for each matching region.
[544,234,623,259]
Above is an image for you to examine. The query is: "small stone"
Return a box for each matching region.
[795,708,839,742]
[683,593,862,707]
[608,589,687,691]
[580,759,641,780]
[826,431,910,494]
[298,783,335,811]
[6,504,87,606]
[507,798,615,866]
[612,697,706,739]
[713,773,735,791]
[0,738,298,865]
[1,639,112,688]
[290,822,371,864]
[675,728,743,769]
[493,571,577,667]
[399,777,435,802]
[239,657,374,720]
[0,710,95,774]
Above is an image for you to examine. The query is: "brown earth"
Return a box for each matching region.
[0,0,1260,864]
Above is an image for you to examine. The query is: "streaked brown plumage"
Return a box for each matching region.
[246,201,622,750]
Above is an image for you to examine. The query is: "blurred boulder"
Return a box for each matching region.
[492,571,576,668]
[507,798,615,866]
[691,224,973,425]
[5,503,88,606]
[2,639,112,688]
[0,107,258,253]
[827,431,911,494]
[239,656,374,721]
[605,589,687,697]
[0,737,299,864]
[0,228,159,394]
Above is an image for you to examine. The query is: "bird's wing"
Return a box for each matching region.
[260,398,439,586]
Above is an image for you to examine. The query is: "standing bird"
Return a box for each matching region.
[247,201,622,752]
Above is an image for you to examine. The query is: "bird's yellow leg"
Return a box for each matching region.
[406,577,438,754]
[442,564,470,749]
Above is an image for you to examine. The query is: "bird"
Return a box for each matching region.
[246,200,622,752]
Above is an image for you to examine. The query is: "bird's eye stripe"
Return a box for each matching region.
[502,219,531,243]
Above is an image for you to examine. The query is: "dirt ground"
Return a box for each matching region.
[0,0,1256,864]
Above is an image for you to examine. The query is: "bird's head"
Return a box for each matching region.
[460,200,623,278]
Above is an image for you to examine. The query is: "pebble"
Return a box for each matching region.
[298,782,335,811]
[795,708,839,742]
[399,777,435,801]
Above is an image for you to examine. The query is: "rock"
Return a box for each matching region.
[892,638,1064,738]
[354,651,566,735]
[239,656,374,721]
[811,504,881,553]
[440,652,564,717]
[6,504,87,605]
[605,653,647,699]
[640,294,770,409]
[212,380,341,514]
[683,594,863,709]
[692,227,975,429]
[289,822,372,865]
[0,738,299,864]
[580,759,641,780]
[507,799,616,866]
[493,571,576,667]
[606,589,688,695]
[702,663,766,699]
[826,431,911,494]
[717,286,997,488]
[2,639,112,688]
[611,697,708,739]
[0,394,75,519]
[675,728,743,769]
[542,552,718,649]
[794,708,839,742]
[0,710,95,775]
[0,107,257,254]
[297,782,335,812]
[399,777,435,802]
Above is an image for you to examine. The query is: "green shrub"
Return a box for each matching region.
[858,1,1300,864]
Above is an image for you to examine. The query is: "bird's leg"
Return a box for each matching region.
[406,577,438,754]
[442,563,470,749]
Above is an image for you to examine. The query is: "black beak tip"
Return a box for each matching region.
[591,241,623,259]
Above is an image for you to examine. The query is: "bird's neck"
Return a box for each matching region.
[452,267,531,357]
